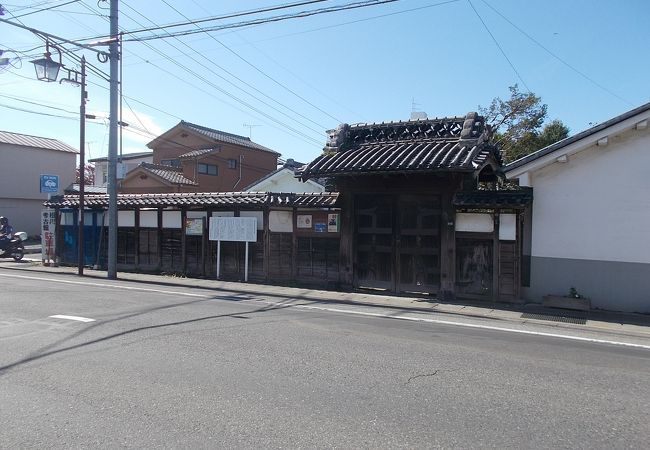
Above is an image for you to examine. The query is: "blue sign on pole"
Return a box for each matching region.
[40,174,59,193]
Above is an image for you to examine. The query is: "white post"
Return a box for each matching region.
[216,240,221,279]
[245,241,249,282]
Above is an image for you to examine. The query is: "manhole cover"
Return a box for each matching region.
[521,312,588,325]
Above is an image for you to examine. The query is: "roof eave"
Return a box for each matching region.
[505,102,650,177]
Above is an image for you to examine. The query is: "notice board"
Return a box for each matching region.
[209,217,257,242]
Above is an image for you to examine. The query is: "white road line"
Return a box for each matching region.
[3,272,650,350]
[49,315,96,323]
[0,273,208,298]
[251,300,650,351]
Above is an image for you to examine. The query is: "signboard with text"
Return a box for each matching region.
[40,174,59,193]
[209,217,257,242]
[41,209,56,264]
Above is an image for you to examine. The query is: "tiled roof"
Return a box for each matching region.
[44,191,340,209]
[181,121,279,155]
[298,113,500,180]
[136,162,198,186]
[0,130,77,153]
[453,189,533,209]
[65,184,108,194]
[89,151,152,163]
[179,147,220,158]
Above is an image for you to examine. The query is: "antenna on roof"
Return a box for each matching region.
[242,123,261,139]
[410,97,428,121]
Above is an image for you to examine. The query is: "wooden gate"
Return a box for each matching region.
[355,195,441,293]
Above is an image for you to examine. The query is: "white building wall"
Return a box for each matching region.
[247,169,324,193]
[0,143,76,236]
[530,127,650,264]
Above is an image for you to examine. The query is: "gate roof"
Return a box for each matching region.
[298,113,501,181]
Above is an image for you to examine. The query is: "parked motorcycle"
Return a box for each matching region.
[0,231,27,261]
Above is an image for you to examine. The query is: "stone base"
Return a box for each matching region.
[543,295,591,312]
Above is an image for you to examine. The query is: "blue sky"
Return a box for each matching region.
[1,0,649,165]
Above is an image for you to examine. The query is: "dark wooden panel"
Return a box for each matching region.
[269,232,293,279]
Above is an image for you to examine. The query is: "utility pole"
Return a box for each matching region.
[107,0,119,279]
[78,56,86,276]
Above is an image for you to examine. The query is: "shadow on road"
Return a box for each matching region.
[0,295,294,376]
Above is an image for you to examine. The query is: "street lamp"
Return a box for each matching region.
[30,41,63,82]
[32,42,87,276]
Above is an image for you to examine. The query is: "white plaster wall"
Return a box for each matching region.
[530,127,650,264]
[93,155,153,187]
[248,169,324,193]
[0,144,76,198]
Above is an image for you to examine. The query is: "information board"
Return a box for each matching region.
[40,174,59,193]
[209,217,257,242]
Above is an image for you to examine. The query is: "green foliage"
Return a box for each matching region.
[480,85,570,163]
[568,287,582,298]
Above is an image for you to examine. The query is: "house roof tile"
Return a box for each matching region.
[136,162,198,186]
[181,121,279,155]
[88,151,152,163]
[178,147,220,159]
[298,113,500,180]
[0,130,78,153]
[44,191,339,209]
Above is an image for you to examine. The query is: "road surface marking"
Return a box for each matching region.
[2,272,649,350]
[49,315,95,323]
[251,300,650,351]
[0,273,207,298]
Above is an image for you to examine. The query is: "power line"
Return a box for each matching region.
[11,0,80,19]
[159,0,345,124]
[254,0,458,44]
[466,0,530,92]
[76,1,326,145]
[0,92,78,114]
[121,1,328,134]
[479,0,631,106]
[123,1,401,43]
[116,0,332,38]
[107,2,325,146]
[53,0,332,46]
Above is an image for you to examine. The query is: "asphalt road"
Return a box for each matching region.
[1,267,649,449]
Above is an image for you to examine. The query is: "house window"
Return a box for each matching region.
[161,159,181,167]
[198,163,218,176]
[228,158,238,169]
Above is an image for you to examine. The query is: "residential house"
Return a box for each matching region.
[243,159,325,193]
[89,151,153,188]
[120,121,280,194]
[0,130,77,236]
[505,102,650,313]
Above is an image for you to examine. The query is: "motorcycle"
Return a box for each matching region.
[0,231,27,261]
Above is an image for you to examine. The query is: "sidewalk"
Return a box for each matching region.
[13,253,650,340]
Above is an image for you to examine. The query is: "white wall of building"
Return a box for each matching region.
[247,168,325,193]
[0,143,76,236]
[94,154,153,187]
[530,126,650,264]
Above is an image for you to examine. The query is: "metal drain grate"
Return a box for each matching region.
[520,312,588,325]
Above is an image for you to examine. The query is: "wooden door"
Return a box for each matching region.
[355,195,394,290]
[396,196,441,293]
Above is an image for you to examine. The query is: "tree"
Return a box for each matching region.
[480,85,569,163]
[76,163,95,186]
